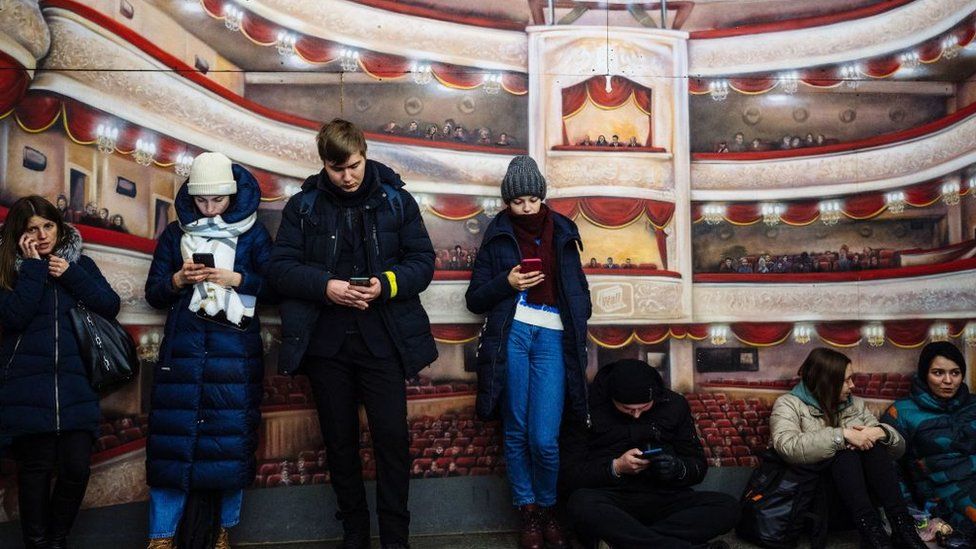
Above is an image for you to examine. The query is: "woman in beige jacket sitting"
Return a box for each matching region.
[770,348,926,549]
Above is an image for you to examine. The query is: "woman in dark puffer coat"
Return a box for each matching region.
[466,156,591,549]
[882,342,976,548]
[0,195,121,549]
[144,153,272,549]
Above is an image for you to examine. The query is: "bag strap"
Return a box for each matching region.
[381,182,403,225]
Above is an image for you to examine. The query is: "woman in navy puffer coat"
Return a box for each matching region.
[144,153,272,548]
[0,195,121,549]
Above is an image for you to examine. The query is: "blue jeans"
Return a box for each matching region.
[503,319,565,507]
[148,487,243,538]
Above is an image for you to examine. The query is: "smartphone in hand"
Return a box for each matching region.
[192,253,215,268]
[520,258,542,273]
[641,447,663,459]
[349,276,372,287]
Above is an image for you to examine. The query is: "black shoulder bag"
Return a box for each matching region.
[68,302,139,391]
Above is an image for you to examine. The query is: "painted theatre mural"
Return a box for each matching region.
[0,0,974,530]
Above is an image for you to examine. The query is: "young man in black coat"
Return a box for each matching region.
[267,119,437,549]
[560,359,739,549]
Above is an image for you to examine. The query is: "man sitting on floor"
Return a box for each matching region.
[560,359,739,549]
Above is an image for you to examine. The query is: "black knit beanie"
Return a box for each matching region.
[609,359,664,404]
[917,341,967,379]
[501,155,546,203]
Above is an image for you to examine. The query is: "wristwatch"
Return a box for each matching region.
[832,430,844,448]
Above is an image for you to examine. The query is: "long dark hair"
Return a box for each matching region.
[0,195,70,290]
[798,347,851,427]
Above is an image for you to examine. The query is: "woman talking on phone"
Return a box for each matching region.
[0,195,120,549]
[144,152,272,549]
[466,156,591,549]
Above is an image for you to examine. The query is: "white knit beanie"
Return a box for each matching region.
[187,152,237,196]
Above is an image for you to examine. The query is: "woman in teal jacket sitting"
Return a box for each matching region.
[882,342,975,548]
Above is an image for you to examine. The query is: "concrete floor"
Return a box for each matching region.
[234,531,866,548]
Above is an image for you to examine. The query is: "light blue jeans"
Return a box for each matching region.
[148,487,243,538]
[503,319,566,507]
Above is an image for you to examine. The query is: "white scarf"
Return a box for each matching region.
[180,212,257,324]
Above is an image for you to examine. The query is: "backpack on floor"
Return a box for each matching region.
[735,449,829,549]
[175,490,221,549]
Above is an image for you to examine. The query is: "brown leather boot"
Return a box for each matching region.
[539,506,570,549]
[518,504,544,549]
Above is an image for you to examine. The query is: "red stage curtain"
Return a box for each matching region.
[634,86,651,113]
[645,201,675,229]
[502,73,528,95]
[588,327,634,348]
[115,125,143,154]
[781,201,820,225]
[250,167,282,198]
[428,195,482,220]
[0,52,30,116]
[655,228,668,270]
[844,192,886,219]
[295,36,340,63]
[671,324,708,340]
[156,136,189,166]
[432,63,485,90]
[885,320,932,348]
[959,23,976,47]
[63,100,102,143]
[690,203,702,223]
[949,320,970,337]
[906,180,944,206]
[587,76,635,108]
[918,39,944,63]
[688,78,709,94]
[562,81,588,117]
[729,77,776,94]
[732,323,793,346]
[431,325,481,343]
[816,322,862,347]
[240,12,278,45]
[201,0,223,18]
[635,325,670,344]
[360,51,409,79]
[800,67,842,88]
[548,198,579,218]
[863,55,900,78]
[725,203,760,225]
[14,93,62,130]
[580,197,646,227]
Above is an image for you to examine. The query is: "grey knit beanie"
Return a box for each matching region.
[501,155,546,203]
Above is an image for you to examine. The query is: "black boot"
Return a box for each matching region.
[886,511,927,549]
[854,512,894,549]
[48,475,89,549]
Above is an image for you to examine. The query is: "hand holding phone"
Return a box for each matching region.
[641,447,664,459]
[520,258,542,273]
[349,276,371,287]
[192,253,215,268]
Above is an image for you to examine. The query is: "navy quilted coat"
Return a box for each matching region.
[144,164,273,491]
[0,227,121,438]
[465,211,591,421]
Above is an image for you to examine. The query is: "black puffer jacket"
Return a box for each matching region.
[559,361,707,493]
[0,227,120,438]
[465,211,591,421]
[268,160,437,377]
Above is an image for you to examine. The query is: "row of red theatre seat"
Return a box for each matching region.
[94,414,149,453]
[262,375,478,407]
[686,392,770,468]
[697,376,910,399]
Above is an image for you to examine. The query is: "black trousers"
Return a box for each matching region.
[305,333,410,546]
[566,487,740,549]
[11,430,93,548]
[829,446,907,518]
